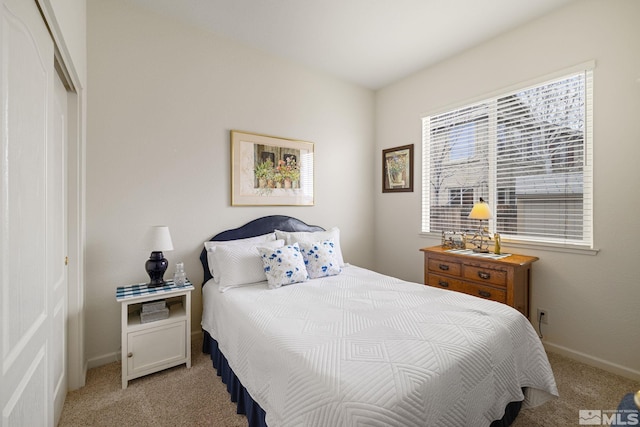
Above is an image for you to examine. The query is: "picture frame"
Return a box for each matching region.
[441,231,467,250]
[231,130,314,206]
[382,144,413,193]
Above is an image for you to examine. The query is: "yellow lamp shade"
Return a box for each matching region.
[468,199,492,220]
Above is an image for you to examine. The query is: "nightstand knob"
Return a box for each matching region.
[438,264,449,271]
[438,280,449,288]
[127,352,133,358]
[478,271,491,280]
[479,290,492,298]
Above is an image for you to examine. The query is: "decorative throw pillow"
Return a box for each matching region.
[257,243,308,289]
[204,233,276,282]
[275,227,345,266]
[299,240,342,279]
[214,239,284,292]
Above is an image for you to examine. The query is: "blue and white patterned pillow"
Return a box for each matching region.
[299,240,342,279]
[275,227,345,267]
[257,243,308,289]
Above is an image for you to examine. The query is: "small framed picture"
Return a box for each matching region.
[441,231,467,249]
[382,144,413,193]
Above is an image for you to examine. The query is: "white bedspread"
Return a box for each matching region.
[201,265,558,427]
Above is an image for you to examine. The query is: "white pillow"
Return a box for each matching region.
[298,240,342,279]
[215,239,284,292]
[257,243,308,289]
[275,227,345,266]
[204,233,276,282]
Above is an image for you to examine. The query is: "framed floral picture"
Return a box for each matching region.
[382,144,413,193]
[231,130,314,206]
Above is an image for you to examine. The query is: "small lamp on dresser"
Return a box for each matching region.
[145,225,173,287]
[468,198,492,253]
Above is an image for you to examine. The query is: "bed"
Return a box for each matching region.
[199,215,558,426]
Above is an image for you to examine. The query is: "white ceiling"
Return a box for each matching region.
[128,0,575,89]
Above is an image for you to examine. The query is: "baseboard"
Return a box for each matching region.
[87,351,120,370]
[543,341,640,382]
[191,329,203,342]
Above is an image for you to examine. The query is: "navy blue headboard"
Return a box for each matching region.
[199,215,324,286]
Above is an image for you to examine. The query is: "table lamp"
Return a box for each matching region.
[145,226,174,287]
[468,198,492,253]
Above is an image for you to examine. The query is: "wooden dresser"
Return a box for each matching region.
[420,246,538,317]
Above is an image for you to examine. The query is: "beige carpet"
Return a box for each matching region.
[60,336,639,426]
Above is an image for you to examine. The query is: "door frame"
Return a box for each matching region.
[36,0,87,390]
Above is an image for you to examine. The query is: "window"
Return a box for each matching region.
[449,122,476,161]
[449,188,474,206]
[422,67,593,248]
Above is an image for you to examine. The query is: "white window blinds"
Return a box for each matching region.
[422,68,593,248]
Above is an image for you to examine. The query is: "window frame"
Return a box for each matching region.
[421,62,595,252]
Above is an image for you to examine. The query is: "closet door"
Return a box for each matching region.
[51,69,69,424]
[0,0,56,425]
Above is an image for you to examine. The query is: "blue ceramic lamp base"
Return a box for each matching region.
[145,251,168,287]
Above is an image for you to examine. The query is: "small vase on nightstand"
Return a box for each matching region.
[173,262,186,287]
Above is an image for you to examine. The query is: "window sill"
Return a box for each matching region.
[419,232,599,256]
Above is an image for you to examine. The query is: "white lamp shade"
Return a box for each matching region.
[146,226,174,252]
[468,201,492,220]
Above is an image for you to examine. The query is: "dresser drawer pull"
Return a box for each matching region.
[478,271,491,280]
[478,290,492,298]
[437,280,450,288]
[438,264,449,271]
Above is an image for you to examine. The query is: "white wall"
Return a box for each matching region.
[86,0,375,366]
[375,0,640,379]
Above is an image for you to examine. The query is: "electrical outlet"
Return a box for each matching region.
[537,309,548,325]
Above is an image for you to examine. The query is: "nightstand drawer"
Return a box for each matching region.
[427,273,466,293]
[464,282,506,303]
[428,259,462,277]
[463,265,507,287]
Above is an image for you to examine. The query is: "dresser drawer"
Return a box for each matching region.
[463,265,507,287]
[427,273,466,293]
[464,282,507,303]
[428,258,462,277]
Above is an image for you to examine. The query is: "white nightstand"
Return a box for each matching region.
[116,280,194,389]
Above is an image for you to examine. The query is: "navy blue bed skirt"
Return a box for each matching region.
[203,330,521,427]
[203,330,267,427]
